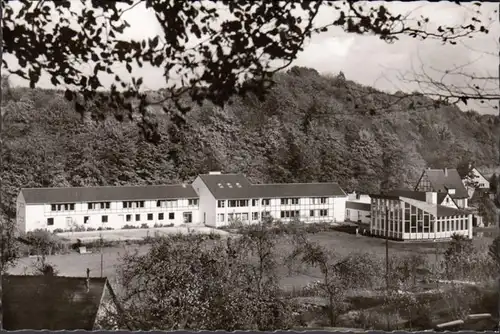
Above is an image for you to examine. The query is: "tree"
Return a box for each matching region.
[444,233,475,280]
[477,196,498,227]
[490,173,498,193]
[286,235,381,327]
[114,226,295,331]
[2,1,489,134]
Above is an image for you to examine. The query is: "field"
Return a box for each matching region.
[10,228,496,292]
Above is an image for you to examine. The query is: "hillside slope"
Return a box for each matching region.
[2,67,498,219]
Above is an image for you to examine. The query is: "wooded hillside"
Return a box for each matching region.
[2,67,498,219]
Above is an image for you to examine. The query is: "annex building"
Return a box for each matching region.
[16,172,347,232]
[369,189,473,240]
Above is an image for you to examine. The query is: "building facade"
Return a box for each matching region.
[415,168,469,209]
[17,185,200,233]
[17,172,348,232]
[192,172,347,228]
[370,190,473,240]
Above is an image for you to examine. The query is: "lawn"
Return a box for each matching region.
[9,229,497,292]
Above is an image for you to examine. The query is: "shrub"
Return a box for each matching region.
[141,223,149,229]
[86,227,96,231]
[122,224,137,230]
[52,228,64,234]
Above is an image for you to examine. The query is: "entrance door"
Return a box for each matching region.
[183,212,192,223]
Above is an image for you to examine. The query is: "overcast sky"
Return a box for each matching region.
[4,1,499,115]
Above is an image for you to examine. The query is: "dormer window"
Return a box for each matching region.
[448,189,456,195]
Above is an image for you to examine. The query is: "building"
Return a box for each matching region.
[345,192,371,224]
[415,168,469,209]
[17,172,348,232]
[2,273,122,330]
[459,166,491,198]
[370,190,473,240]
[16,184,200,233]
[192,172,347,227]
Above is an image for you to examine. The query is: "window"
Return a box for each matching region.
[218,200,225,208]
[183,212,192,223]
[291,198,299,205]
[242,213,248,221]
[188,199,198,206]
[158,213,164,220]
[310,210,315,217]
[51,204,56,211]
[64,204,69,210]
[102,215,108,223]
[320,197,327,204]
[280,211,285,218]
[139,201,145,208]
[84,216,89,224]
[100,202,105,209]
[47,218,54,226]
[346,209,350,218]
[169,212,175,220]
[135,214,141,221]
[319,209,328,217]
[70,203,75,210]
[157,200,161,207]
[252,199,258,206]
[239,200,248,207]
[126,214,132,222]
[123,201,128,209]
[281,198,289,205]
[217,214,225,222]
[252,212,259,220]
[228,200,248,207]
[262,199,270,206]
[262,211,270,218]
[147,213,153,221]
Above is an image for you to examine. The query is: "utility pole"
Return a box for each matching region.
[385,205,390,331]
[100,224,103,278]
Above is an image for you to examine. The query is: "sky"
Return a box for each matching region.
[4,1,499,115]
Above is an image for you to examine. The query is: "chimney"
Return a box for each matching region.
[209,171,222,175]
[444,168,448,177]
[425,191,437,204]
[86,268,90,293]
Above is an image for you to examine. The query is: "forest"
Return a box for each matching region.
[2,67,499,221]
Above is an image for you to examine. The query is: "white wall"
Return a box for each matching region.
[214,196,348,227]
[23,198,200,232]
[192,176,217,227]
[16,192,27,234]
[346,208,370,224]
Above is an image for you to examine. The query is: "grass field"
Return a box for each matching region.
[9,229,497,292]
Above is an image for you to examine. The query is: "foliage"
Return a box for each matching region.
[443,233,476,280]
[476,195,498,227]
[3,1,491,140]
[114,224,295,330]
[286,235,382,327]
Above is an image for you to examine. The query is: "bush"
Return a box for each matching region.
[122,224,138,230]
[141,223,149,229]
[86,227,96,231]
[52,228,64,234]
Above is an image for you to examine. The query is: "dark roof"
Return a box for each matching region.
[198,173,346,200]
[197,174,253,200]
[418,168,469,199]
[385,189,450,205]
[20,184,198,204]
[346,201,371,211]
[251,183,346,199]
[2,275,109,330]
[436,205,469,217]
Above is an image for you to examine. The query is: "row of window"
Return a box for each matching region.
[374,217,468,233]
[46,211,194,226]
[50,199,199,212]
[217,197,329,208]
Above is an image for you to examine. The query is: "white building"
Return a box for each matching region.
[345,192,371,224]
[192,172,347,227]
[460,166,491,198]
[16,172,348,232]
[415,168,469,209]
[370,190,473,240]
[16,184,200,233]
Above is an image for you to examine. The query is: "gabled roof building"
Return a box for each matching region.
[369,189,472,241]
[2,273,122,330]
[415,168,469,209]
[17,172,348,232]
